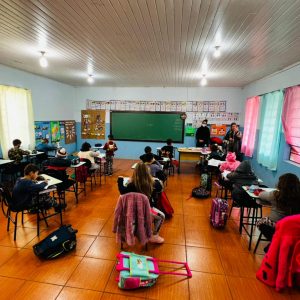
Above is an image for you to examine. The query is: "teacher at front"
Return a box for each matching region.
[195,119,210,147]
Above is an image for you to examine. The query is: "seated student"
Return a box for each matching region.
[78,142,100,170]
[160,138,174,159]
[206,144,225,161]
[12,164,59,211]
[140,146,160,162]
[36,138,57,154]
[227,160,258,205]
[257,173,300,250]
[8,139,30,173]
[144,153,164,179]
[45,148,75,192]
[117,162,165,243]
[219,152,240,172]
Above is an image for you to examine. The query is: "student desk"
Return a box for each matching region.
[37,174,63,236]
[177,148,211,173]
[71,161,86,202]
[240,186,276,250]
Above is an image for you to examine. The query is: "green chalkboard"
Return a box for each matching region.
[110,111,185,143]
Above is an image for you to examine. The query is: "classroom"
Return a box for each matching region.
[0,0,300,299]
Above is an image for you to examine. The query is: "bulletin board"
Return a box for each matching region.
[81,110,106,139]
[210,124,227,136]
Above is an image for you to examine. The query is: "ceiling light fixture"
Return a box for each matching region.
[201,74,207,86]
[214,46,221,58]
[87,74,94,84]
[39,51,48,68]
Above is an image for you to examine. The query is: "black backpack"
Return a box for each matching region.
[192,187,210,199]
[33,225,77,259]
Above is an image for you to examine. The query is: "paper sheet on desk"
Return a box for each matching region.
[208,159,222,167]
[221,170,231,180]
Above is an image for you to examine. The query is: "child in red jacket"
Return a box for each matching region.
[103,135,118,175]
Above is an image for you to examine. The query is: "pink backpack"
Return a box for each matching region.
[210,198,228,228]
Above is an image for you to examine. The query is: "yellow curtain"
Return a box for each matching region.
[0,85,35,159]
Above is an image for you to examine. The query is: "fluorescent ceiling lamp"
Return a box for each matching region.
[87,75,94,84]
[201,75,207,86]
[214,46,221,58]
[39,51,48,68]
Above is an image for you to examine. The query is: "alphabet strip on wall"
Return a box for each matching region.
[86,99,239,125]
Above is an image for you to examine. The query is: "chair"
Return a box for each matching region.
[253,231,271,254]
[232,184,262,250]
[43,168,76,205]
[79,158,97,190]
[0,186,62,241]
[113,192,152,250]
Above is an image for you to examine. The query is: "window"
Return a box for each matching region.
[0,85,34,158]
[241,96,260,157]
[282,86,300,165]
[257,90,284,171]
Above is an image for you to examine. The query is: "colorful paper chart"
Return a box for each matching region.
[64,120,76,144]
[50,121,61,142]
[81,110,106,139]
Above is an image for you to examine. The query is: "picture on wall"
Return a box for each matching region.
[50,121,61,142]
[34,121,50,142]
[81,110,106,139]
[65,120,76,144]
[210,124,227,136]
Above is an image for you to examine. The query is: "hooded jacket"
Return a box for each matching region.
[227,160,258,186]
[220,152,241,172]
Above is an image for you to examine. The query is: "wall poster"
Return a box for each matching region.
[81,110,106,139]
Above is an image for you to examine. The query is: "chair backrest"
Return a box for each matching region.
[43,168,67,182]
[80,158,92,169]
[95,143,102,147]
[0,186,13,211]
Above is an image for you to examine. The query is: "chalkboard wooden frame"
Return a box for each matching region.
[110,111,185,143]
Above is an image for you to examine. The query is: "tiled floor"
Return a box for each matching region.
[0,159,298,299]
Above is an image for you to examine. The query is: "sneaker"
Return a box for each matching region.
[149,234,164,244]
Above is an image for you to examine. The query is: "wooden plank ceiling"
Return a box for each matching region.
[0,0,299,87]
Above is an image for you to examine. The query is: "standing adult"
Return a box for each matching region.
[195,119,210,147]
[223,122,243,160]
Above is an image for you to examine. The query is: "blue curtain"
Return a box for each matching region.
[257,90,283,171]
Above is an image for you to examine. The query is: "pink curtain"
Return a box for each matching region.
[241,96,260,157]
[282,86,300,147]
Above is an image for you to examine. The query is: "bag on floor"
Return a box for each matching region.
[200,173,211,191]
[116,251,192,289]
[157,191,174,218]
[192,187,210,199]
[33,224,78,259]
[210,198,228,228]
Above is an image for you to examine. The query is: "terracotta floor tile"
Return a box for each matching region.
[0,276,25,299]
[187,246,224,274]
[99,217,115,237]
[101,293,145,300]
[183,204,209,217]
[57,287,103,299]
[212,231,249,252]
[163,214,184,228]
[185,229,217,248]
[13,281,62,300]
[0,227,40,248]
[30,255,82,285]
[0,248,41,279]
[66,257,115,291]
[145,272,189,300]
[74,218,106,235]
[227,276,292,300]
[0,246,19,267]
[86,236,119,260]
[220,250,263,278]
[158,226,185,245]
[147,243,186,268]
[189,271,232,300]
[184,216,213,231]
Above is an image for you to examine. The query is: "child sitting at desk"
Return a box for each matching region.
[256,173,300,251]
[206,144,224,161]
[78,142,100,170]
[117,162,165,244]
[144,153,166,182]
[12,164,58,211]
[140,146,160,162]
[160,138,174,159]
[8,139,30,173]
[219,152,240,172]
[103,135,118,176]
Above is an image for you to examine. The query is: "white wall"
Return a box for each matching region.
[242,62,300,99]
[0,64,75,121]
[74,86,244,122]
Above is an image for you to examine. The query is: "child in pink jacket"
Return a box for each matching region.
[219,152,240,172]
